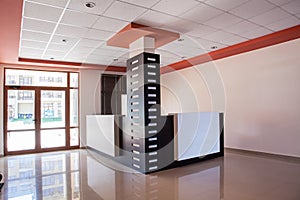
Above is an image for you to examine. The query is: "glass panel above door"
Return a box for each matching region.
[5,69,67,87]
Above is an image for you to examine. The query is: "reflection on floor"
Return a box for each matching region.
[0,149,299,200]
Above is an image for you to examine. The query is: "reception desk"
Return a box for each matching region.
[86,112,223,172]
[174,112,222,161]
[86,115,121,157]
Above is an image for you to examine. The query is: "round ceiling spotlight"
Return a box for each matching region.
[85,2,96,8]
[177,38,184,42]
[181,56,186,59]
[61,39,67,43]
[50,57,55,60]
[211,46,218,50]
[113,58,118,62]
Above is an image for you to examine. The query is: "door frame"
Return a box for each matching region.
[3,69,80,155]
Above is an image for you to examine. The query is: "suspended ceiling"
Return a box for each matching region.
[8,0,300,68]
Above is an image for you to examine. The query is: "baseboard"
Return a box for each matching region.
[225,147,300,163]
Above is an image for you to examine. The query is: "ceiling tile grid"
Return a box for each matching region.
[19,0,300,67]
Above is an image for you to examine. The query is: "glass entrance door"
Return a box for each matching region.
[6,89,36,152]
[40,90,66,149]
[4,69,79,155]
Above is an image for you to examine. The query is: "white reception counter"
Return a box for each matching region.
[86,112,222,162]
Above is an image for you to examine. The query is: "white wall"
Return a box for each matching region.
[79,69,102,147]
[161,39,300,157]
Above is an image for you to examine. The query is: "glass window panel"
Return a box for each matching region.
[7,90,35,130]
[5,69,67,87]
[70,128,79,146]
[7,131,35,151]
[70,89,78,127]
[41,90,65,128]
[41,129,66,148]
[70,73,78,88]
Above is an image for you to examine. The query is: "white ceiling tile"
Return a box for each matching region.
[60,10,99,27]
[119,0,161,8]
[84,29,114,40]
[64,56,86,62]
[47,43,72,52]
[24,1,63,22]
[42,54,64,60]
[72,45,95,52]
[135,10,177,27]
[204,13,243,29]
[44,49,67,57]
[68,0,114,15]
[229,0,276,19]
[159,18,199,34]
[240,27,273,39]
[93,16,128,32]
[205,0,249,11]
[21,30,51,42]
[76,38,104,48]
[67,51,91,58]
[281,0,300,14]
[266,16,300,31]
[267,0,293,6]
[19,54,40,59]
[180,3,223,23]
[27,0,69,8]
[194,38,227,50]
[152,0,199,16]
[92,47,122,56]
[51,35,80,46]
[21,40,48,49]
[249,8,292,26]
[202,30,236,42]
[22,18,56,33]
[55,24,88,37]
[103,1,147,21]
[186,24,218,37]
[223,20,261,35]
[156,50,180,59]
[19,52,42,59]
[222,35,248,46]
[172,35,205,48]
[20,47,44,55]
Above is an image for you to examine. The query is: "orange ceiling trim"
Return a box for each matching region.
[107,22,180,49]
[19,58,82,67]
[17,58,126,72]
[160,25,300,74]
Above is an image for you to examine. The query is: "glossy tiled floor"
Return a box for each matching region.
[0,149,299,200]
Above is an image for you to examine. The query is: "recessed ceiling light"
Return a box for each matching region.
[85,2,96,8]
[211,46,218,49]
[181,56,186,59]
[50,57,55,60]
[178,38,184,42]
[113,58,118,62]
[61,39,67,43]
